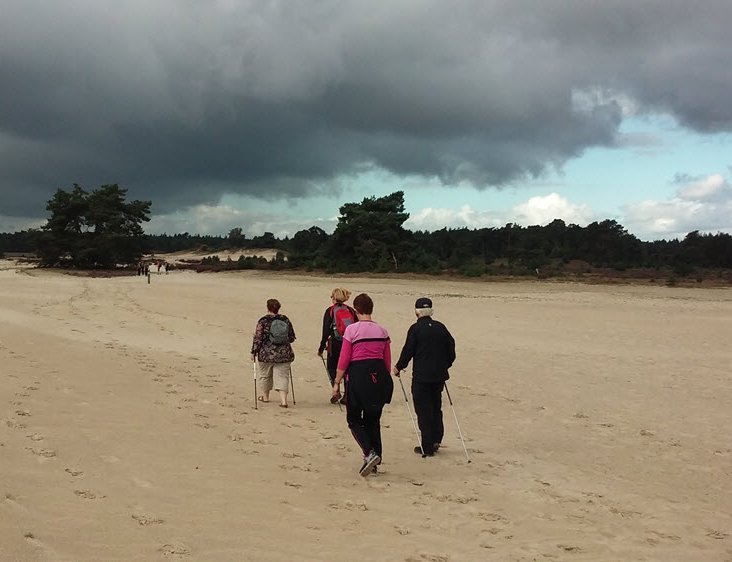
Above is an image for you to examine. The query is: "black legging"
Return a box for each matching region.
[326,339,344,384]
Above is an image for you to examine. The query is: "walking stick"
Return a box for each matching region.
[398,375,424,456]
[289,365,296,405]
[253,360,258,410]
[444,382,471,463]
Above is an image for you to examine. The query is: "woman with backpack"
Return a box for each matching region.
[317,287,357,404]
[251,298,296,407]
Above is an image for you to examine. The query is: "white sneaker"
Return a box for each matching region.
[359,451,381,477]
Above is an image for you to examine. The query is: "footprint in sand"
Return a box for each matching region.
[279,464,314,473]
[23,531,59,557]
[26,433,44,442]
[65,468,84,477]
[74,490,106,500]
[159,542,190,556]
[26,447,56,458]
[435,494,478,504]
[132,514,164,526]
[328,500,368,512]
[477,512,508,523]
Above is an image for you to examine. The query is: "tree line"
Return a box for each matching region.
[1,185,731,278]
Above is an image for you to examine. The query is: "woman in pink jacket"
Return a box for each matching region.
[332,293,394,477]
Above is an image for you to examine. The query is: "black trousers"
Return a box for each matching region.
[344,359,389,458]
[345,401,383,458]
[326,339,344,384]
[412,381,445,454]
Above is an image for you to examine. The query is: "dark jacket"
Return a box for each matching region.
[395,316,455,383]
[317,303,357,354]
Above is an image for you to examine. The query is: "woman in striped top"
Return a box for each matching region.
[332,293,394,477]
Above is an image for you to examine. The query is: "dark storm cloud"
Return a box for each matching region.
[1,0,731,219]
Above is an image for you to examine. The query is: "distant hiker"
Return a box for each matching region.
[332,293,394,477]
[392,297,456,457]
[317,287,357,404]
[251,298,296,408]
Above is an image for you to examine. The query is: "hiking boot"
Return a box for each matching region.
[414,446,434,457]
[359,451,381,477]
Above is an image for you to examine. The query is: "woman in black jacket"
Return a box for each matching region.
[317,287,357,403]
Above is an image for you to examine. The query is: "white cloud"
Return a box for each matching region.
[677,173,727,201]
[405,193,595,232]
[148,204,337,238]
[622,173,732,240]
[405,205,503,231]
[512,193,594,227]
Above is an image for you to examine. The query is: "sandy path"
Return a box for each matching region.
[1,262,731,561]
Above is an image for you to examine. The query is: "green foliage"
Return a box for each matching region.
[227,227,246,248]
[458,261,485,277]
[324,191,410,271]
[4,188,732,280]
[35,184,150,268]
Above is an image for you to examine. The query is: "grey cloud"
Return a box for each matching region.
[1,0,731,221]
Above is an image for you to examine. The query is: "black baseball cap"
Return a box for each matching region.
[415,297,432,309]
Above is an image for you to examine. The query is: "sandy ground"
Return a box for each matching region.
[1,260,731,562]
[148,249,280,265]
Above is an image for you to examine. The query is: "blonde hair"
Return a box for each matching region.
[331,288,351,303]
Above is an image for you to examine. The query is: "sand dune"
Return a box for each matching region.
[149,248,280,265]
[1,261,731,561]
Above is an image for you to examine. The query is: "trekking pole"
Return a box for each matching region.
[444,382,471,463]
[321,357,342,411]
[289,365,296,405]
[398,374,424,456]
[253,360,258,410]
